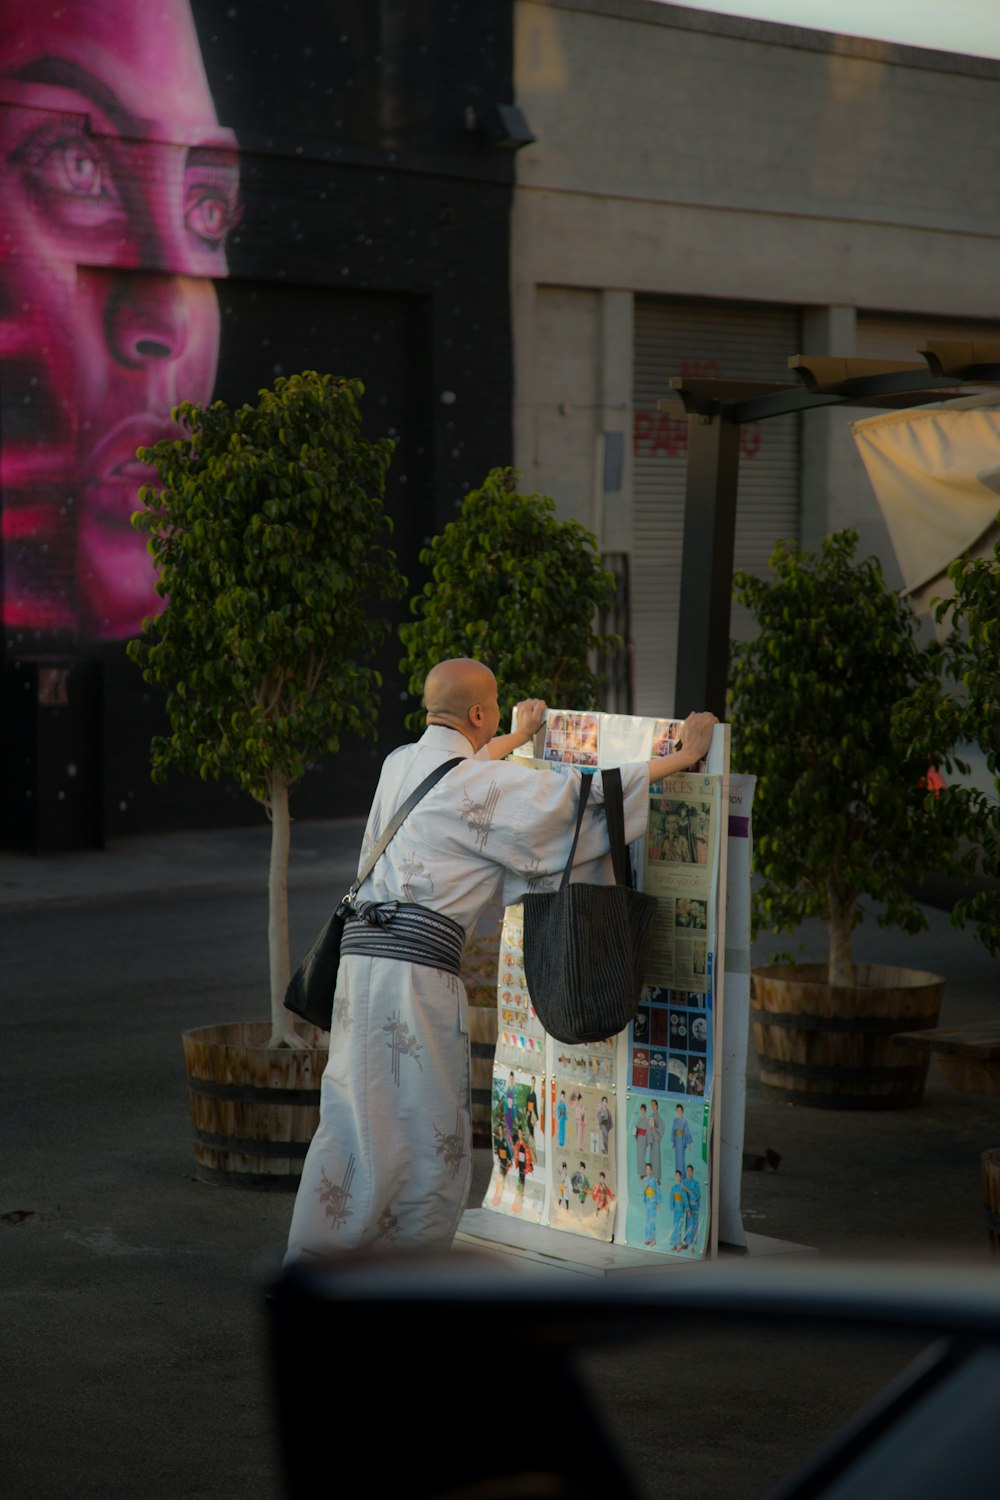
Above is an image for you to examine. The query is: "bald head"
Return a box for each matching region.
[423,658,500,750]
[424,658,495,717]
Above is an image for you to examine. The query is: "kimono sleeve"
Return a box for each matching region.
[490,760,650,907]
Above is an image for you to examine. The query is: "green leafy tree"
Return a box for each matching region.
[399,466,619,728]
[728,529,972,987]
[400,465,620,1011]
[894,535,1000,956]
[128,372,405,1045]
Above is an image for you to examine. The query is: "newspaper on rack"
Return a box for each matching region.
[644,773,719,993]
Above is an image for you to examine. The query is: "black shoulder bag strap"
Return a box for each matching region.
[283,756,465,1030]
[346,756,463,905]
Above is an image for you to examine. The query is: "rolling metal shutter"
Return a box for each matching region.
[857,311,1000,362]
[632,297,801,715]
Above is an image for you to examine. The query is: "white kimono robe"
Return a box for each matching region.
[285,724,650,1257]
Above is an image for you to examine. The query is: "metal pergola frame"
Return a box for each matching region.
[665,340,1000,718]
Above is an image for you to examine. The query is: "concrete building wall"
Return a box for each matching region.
[511,0,1000,707]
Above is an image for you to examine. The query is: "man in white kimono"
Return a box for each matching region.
[285,657,716,1257]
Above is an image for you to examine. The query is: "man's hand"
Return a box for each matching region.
[486,699,549,759]
[513,699,547,738]
[677,711,718,764]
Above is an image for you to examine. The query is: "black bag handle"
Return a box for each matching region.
[558,771,592,891]
[558,767,633,893]
[602,767,635,890]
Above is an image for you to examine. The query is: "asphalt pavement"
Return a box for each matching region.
[1,819,998,1499]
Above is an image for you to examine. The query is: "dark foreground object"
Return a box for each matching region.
[268,1253,1000,1500]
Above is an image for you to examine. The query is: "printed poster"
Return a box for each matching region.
[631,983,711,1100]
[546,1078,618,1240]
[494,907,547,1070]
[623,1093,710,1256]
[484,1065,545,1223]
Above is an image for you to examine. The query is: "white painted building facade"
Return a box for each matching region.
[511,0,1000,712]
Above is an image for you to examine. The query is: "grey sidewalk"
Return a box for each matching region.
[4,816,996,1268]
[0,816,367,909]
[2,820,999,1499]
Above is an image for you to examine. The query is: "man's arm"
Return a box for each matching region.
[489,703,717,769]
[487,698,548,760]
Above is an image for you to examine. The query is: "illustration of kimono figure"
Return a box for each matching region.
[286,725,651,1257]
[556,1162,571,1209]
[641,1172,662,1245]
[647,1103,665,1183]
[668,1174,688,1249]
[491,1125,513,1206]
[590,1175,615,1217]
[573,1093,586,1150]
[525,1084,538,1143]
[596,1099,613,1155]
[504,1076,517,1141]
[512,1135,533,1213]
[634,1111,649,1176]
[684,1170,702,1249]
[557,1095,568,1148]
[672,1110,693,1173]
[570,1165,590,1205]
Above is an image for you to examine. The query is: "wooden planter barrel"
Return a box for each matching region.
[892,1022,1000,1097]
[751,964,943,1109]
[982,1149,1000,1256]
[468,1005,498,1147]
[181,1022,326,1190]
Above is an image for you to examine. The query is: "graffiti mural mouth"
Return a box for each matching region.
[82,414,178,525]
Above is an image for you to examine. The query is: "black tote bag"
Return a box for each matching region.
[283,902,349,1032]
[522,767,657,1045]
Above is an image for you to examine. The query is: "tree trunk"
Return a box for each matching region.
[826,884,855,987]
[267,770,294,1046]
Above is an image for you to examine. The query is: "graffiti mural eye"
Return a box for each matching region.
[186,192,231,244]
[184,160,243,250]
[15,123,122,223]
[56,141,104,197]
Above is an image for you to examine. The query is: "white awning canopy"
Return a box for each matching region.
[851,395,1000,608]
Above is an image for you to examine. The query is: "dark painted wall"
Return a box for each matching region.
[0,0,516,843]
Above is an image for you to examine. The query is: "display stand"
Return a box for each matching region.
[461,711,808,1272]
[456,1210,815,1278]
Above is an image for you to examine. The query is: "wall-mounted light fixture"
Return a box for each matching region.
[464,102,536,151]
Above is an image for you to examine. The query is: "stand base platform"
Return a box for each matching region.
[456,1207,816,1277]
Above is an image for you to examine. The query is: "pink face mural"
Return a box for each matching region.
[0,0,239,639]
